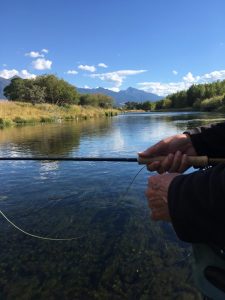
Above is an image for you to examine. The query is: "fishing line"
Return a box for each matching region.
[123,166,146,197]
[0,165,146,241]
[0,210,82,241]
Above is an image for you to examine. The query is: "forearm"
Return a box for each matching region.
[168,164,225,247]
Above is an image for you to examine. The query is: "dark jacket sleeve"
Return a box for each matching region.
[168,122,225,246]
[168,163,225,247]
[185,121,225,157]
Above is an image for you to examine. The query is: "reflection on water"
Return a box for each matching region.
[0,118,113,156]
[0,112,224,299]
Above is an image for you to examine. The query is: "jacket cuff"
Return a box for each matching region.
[183,130,207,155]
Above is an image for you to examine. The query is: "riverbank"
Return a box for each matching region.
[0,102,119,128]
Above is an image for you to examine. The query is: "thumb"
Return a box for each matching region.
[138,144,160,157]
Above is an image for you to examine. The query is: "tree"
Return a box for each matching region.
[25,83,46,105]
[79,94,99,106]
[162,98,172,109]
[4,75,79,105]
[4,78,26,100]
[187,84,206,106]
[124,102,138,110]
[155,100,164,110]
[35,75,79,105]
[141,101,153,111]
[95,94,114,108]
[79,94,114,108]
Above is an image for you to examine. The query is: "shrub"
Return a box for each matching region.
[13,116,26,123]
[200,95,224,111]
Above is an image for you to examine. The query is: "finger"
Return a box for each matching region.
[161,153,174,172]
[138,141,165,157]
[148,198,165,209]
[145,187,161,199]
[150,160,167,174]
[147,189,168,205]
[169,150,182,172]
[146,161,161,172]
[148,164,165,174]
[151,208,165,220]
[177,154,190,173]
[151,208,171,221]
[157,166,166,174]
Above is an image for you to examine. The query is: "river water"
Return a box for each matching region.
[0,112,224,299]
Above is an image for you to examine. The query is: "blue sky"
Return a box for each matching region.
[1,0,225,96]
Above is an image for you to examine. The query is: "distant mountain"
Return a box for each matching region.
[0,77,162,105]
[77,87,162,106]
[0,77,11,99]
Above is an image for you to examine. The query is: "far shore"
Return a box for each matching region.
[1,101,216,129]
[0,101,119,128]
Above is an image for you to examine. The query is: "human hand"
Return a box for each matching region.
[139,134,197,174]
[145,173,180,221]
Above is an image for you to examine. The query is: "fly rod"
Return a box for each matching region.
[0,155,224,167]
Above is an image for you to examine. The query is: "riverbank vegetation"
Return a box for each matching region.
[0,102,118,128]
[4,74,114,108]
[1,75,118,128]
[124,80,225,112]
[3,75,225,127]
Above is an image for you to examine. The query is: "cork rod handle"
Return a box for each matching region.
[137,155,209,167]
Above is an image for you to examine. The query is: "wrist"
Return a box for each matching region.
[182,133,197,156]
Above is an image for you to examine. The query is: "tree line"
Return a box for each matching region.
[123,101,155,110]
[4,75,114,108]
[5,75,225,112]
[124,80,225,112]
[155,80,225,111]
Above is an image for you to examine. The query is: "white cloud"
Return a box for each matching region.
[182,71,200,83]
[25,51,44,58]
[0,69,19,79]
[67,70,78,75]
[91,72,123,88]
[138,81,188,96]
[25,49,49,58]
[98,63,108,68]
[32,58,52,70]
[78,64,96,72]
[201,70,225,82]
[138,69,225,96]
[41,48,49,53]
[20,70,36,79]
[0,69,36,79]
[90,69,147,90]
[84,85,91,89]
[107,87,120,92]
[172,70,178,75]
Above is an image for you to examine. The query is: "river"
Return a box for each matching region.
[0,112,224,299]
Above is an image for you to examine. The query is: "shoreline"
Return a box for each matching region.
[0,101,119,128]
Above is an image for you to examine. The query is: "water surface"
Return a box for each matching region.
[0,112,224,299]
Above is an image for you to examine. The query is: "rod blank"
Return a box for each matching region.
[0,157,138,162]
[0,156,224,167]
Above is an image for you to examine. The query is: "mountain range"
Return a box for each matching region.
[0,77,11,99]
[77,87,162,105]
[0,77,162,105]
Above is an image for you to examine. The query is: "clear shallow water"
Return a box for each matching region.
[0,112,224,299]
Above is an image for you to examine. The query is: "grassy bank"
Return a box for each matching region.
[0,101,119,128]
[120,108,194,114]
